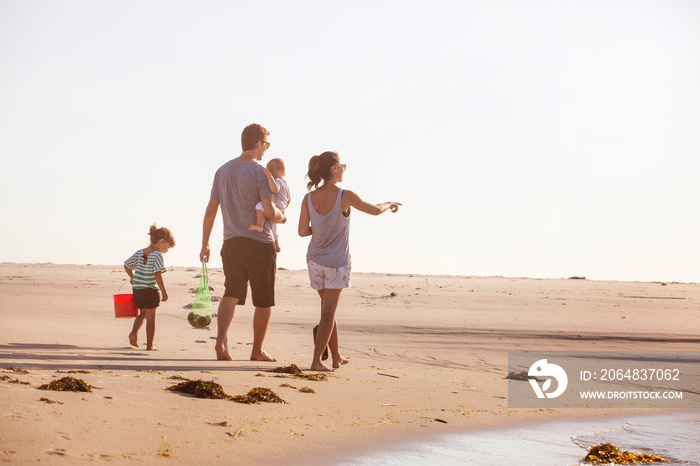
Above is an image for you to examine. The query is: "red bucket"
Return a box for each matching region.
[113,294,139,318]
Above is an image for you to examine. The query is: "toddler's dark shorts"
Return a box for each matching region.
[133,288,160,310]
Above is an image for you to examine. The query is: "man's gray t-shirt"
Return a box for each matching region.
[211,160,274,243]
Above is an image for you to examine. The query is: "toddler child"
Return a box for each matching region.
[123,224,175,351]
[249,157,290,252]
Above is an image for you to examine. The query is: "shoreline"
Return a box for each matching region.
[1,263,698,464]
[4,261,698,286]
[336,410,700,465]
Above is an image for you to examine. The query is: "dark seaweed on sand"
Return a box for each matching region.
[38,376,92,392]
[166,379,286,404]
[268,364,328,381]
[4,366,28,374]
[269,364,303,375]
[506,371,544,383]
[166,379,230,399]
[0,375,31,385]
[584,443,670,464]
[278,383,316,394]
[40,397,63,404]
[506,371,529,381]
[232,388,286,404]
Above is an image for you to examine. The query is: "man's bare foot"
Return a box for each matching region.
[310,361,334,372]
[248,225,263,232]
[332,355,350,369]
[250,349,276,362]
[146,345,158,351]
[215,344,233,361]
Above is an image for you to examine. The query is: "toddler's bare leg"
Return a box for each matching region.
[248,209,266,232]
[129,312,145,347]
[144,308,158,351]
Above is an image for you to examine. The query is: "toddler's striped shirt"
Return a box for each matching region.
[124,250,166,289]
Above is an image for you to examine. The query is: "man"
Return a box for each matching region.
[200,123,286,361]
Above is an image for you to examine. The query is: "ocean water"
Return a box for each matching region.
[339,411,700,465]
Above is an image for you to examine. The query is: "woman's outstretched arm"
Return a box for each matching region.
[342,190,401,216]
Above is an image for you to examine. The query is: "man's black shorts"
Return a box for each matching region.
[221,237,276,307]
[132,288,160,310]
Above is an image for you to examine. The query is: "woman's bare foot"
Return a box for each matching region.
[332,355,350,369]
[250,349,276,362]
[128,333,138,347]
[310,361,334,372]
[146,345,158,351]
[215,344,233,361]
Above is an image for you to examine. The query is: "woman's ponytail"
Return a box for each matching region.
[306,155,322,190]
[306,152,340,190]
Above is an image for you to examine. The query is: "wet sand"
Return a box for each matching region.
[339,411,700,465]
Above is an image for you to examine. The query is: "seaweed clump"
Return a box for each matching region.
[40,397,63,404]
[4,366,28,374]
[232,387,286,404]
[268,364,328,381]
[166,379,286,404]
[584,443,670,465]
[166,379,230,399]
[506,371,530,381]
[270,364,303,375]
[0,375,30,385]
[279,383,316,394]
[38,376,92,392]
[506,371,543,383]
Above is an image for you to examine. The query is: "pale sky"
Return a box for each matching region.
[1,0,699,282]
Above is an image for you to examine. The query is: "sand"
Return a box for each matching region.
[0,263,698,464]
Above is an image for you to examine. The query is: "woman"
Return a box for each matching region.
[298,151,400,371]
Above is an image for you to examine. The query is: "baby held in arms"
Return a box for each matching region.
[249,158,290,253]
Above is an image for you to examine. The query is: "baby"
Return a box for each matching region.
[249,158,290,252]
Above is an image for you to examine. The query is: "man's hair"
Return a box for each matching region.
[241,123,270,151]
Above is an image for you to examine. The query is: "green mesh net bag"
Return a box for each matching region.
[188,262,213,328]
